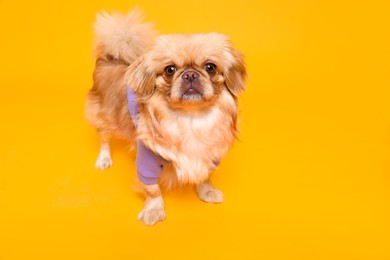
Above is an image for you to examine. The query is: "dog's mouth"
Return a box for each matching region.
[181,86,203,101]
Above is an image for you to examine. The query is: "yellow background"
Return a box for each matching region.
[0,0,389,259]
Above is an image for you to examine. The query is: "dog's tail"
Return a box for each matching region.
[93,8,155,65]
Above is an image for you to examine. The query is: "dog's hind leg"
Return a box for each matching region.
[95,133,112,170]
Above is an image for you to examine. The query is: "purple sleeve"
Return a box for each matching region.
[136,140,163,185]
[127,88,139,126]
[127,87,163,185]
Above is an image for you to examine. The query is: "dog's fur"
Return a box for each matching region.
[85,9,247,225]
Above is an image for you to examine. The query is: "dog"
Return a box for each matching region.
[85,9,247,225]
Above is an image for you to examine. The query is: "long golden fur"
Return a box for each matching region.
[85,9,247,225]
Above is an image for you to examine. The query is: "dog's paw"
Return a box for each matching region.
[138,208,166,226]
[95,156,112,170]
[198,188,224,204]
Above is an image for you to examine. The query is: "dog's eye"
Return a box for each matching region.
[165,65,177,76]
[204,63,217,74]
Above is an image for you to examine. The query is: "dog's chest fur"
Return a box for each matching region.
[137,91,237,185]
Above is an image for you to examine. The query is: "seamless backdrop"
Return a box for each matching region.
[0,0,390,259]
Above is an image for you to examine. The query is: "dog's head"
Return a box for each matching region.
[127,33,246,109]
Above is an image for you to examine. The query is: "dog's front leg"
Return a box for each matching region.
[196,179,224,203]
[138,184,166,226]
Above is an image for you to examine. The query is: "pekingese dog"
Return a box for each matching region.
[85,9,247,225]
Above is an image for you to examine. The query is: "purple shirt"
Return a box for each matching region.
[127,88,164,184]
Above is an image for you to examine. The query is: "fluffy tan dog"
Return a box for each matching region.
[85,9,247,225]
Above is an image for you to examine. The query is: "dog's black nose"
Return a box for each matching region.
[181,70,200,83]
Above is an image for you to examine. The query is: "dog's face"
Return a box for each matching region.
[127,33,246,109]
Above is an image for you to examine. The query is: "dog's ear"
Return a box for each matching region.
[224,48,247,97]
[126,55,156,100]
